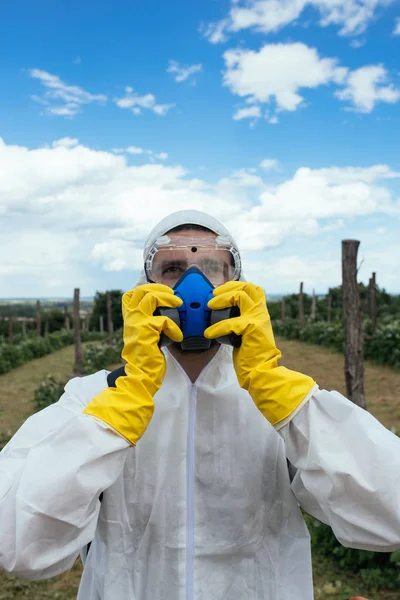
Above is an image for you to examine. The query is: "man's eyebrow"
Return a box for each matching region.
[160,259,188,265]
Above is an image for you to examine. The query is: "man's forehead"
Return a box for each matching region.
[167,229,217,243]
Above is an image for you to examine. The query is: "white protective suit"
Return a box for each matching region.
[1,210,400,600]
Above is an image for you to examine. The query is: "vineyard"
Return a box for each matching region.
[1,270,400,599]
[0,332,399,599]
[272,316,400,370]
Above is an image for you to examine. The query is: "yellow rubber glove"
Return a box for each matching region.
[205,281,317,429]
[83,284,183,445]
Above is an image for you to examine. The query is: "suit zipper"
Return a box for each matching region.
[186,383,197,600]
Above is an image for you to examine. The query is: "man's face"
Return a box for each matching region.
[154,229,234,288]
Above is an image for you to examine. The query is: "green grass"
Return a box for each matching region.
[1,339,399,599]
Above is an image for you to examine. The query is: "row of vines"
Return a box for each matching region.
[271,314,400,370]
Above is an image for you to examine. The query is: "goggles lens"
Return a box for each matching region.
[145,236,241,287]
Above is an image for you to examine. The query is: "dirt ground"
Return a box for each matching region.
[279,337,400,431]
[0,338,398,599]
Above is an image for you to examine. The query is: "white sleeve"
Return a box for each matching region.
[0,371,130,580]
[280,388,400,552]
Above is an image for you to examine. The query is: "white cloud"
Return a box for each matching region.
[92,239,143,272]
[204,0,394,43]
[228,169,266,188]
[260,158,280,171]
[52,137,79,148]
[223,43,348,120]
[153,103,175,116]
[223,43,400,121]
[394,17,400,34]
[111,146,168,161]
[243,254,342,291]
[252,165,400,223]
[31,94,49,106]
[29,69,107,118]
[201,19,230,44]
[233,105,262,120]
[115,87,175,116]
[335,64,400,112]
[126,146,145,154]
[1,137,399,296]
[167,60,203,83]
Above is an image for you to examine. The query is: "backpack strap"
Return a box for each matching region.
[107,365,126,387]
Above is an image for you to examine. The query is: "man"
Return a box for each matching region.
[0,209,399,600]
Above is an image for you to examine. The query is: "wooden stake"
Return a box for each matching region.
[327,289,332,325]
[370,272,377,334]
[299,282,304,327]
[99,315,104,334]
[8,315,14,344]
[368,277,373,318]
[311,289,316,319]
[342,240,366,409]
[36,300,41,336]
[64,306,70,331]
[73,288,83,375]
[106,291,113,343]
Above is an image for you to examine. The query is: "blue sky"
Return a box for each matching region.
[1,0,400,298]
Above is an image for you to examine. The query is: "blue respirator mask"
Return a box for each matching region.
[145,234,242,351]
[156,266,241,351]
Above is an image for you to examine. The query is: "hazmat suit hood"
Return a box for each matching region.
[137,209,245,285]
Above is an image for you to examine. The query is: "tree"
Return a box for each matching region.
[90,290,123,332]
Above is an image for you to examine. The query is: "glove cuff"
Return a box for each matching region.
[83,372,156,445]
[246,365,317,428]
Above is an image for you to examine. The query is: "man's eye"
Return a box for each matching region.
[203,260,223,272]
[163,265,184,275]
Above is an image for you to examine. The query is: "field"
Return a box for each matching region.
[0,338,399,599]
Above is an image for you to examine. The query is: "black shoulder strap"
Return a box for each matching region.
[107,365,126,387]
[85,369,126,557]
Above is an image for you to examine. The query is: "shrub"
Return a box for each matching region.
[33,375,66,412]
[305,514,400,591]
[273,317,400,370]
[0,330,106,375]
[82,331,123,375]
[31,331,124,413]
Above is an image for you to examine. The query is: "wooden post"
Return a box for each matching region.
[36,300,41,336]
[368,277,372,317]
[22,318,27,337]
[8,315,14,344]
[281,297,286,320]
[327,289,332,325]
[106,291,113,343]
[370,272,377,334]
[86,311,91,332]
[311,289,316,319]
[99,315,104,334]
[73,288,83,375]
[299,282,304,327]
[64,306,70,331]
[342,240,366,409]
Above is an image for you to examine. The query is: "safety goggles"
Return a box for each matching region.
[145,235,241,287]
